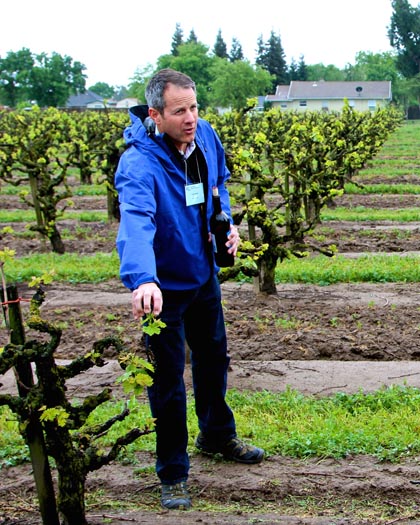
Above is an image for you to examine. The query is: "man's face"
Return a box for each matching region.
[149,83,198,152]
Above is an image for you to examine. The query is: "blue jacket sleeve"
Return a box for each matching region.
[203,122,233,223]
[115,150,160,291]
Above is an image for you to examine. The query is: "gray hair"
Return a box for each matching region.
[145,69,196,113]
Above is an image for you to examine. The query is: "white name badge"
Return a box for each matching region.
[185,182,205,206]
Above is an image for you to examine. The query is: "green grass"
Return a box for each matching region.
[345,182,420,195]
[0,408,30,467]
[274,253,420,285]
[4,252,120,283]
[1,184,107,196]
[5,252,420,285]
[358,161,420,178]
[0,210,107,223]
[2,384,420,468]
[92,385,420,462]
[3,206,420,224]
[2,206,419,224]
[321,206,420,222]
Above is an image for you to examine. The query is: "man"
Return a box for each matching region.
[115,68,264,510]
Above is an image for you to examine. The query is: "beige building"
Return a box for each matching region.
[115,98,139,109]
[265,80,392,112]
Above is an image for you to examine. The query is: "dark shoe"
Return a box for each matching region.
[195,433,264,464]
[160,481,191,510]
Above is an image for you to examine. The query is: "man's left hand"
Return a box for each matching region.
[227,225,240,256]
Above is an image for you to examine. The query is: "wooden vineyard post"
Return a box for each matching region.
[1,284,60,525]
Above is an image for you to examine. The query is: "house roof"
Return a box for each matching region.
[268,81,392,102]
[275,85,291,98]
[66,90,104,108]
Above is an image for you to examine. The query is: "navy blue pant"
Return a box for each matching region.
[146,275,237,484]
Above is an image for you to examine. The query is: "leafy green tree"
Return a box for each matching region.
[89,82,115,98]
[128,64,155,103]
[394,74,420,112]
[171,22,184,56]
[388,0,420,77]
[29,52,86,107]
[0,49,86,108]
[306,63,346,81]
[230,37,244,62]
[213,29,229,59]
[0,48,34,107]
[255,31,288,91]
[156,42,214,109]
[345,51,400,81]
[209,58,273,110]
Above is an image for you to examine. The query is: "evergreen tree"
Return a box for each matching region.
[229,38,244,62]
[288,58,299,81]
[287,56,307,83]
[255,34,266,67]
[297,54,308,80]
[187,29,198,44]
[171,23,184,56]
[213,29,228,59]
[388,0,420,77]
[255,31,288,92]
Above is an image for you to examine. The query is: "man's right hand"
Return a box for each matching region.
[132,282,162,319]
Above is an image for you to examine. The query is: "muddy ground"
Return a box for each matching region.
[2,189,420,524]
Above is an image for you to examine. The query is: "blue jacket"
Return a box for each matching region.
[115,106,233,292]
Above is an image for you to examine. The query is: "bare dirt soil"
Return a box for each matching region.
[2,189,420,524]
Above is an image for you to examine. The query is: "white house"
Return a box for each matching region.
[115,98,139,109]
[265,81,392,112]
[65,92,139,110]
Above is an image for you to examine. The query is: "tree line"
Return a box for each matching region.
[0,0,420,111]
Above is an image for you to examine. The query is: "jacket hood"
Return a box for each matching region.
[129,104,149,122]
[123,104,161,151]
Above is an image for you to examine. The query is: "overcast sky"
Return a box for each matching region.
[1,0,415,87]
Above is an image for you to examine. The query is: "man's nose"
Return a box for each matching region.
[185,109,196,120]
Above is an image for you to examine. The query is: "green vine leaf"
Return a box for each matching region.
[141,313,167,336]
[39,406,70,427]
[116,353,154,397]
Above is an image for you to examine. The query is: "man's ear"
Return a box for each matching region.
[148,108,160,125]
